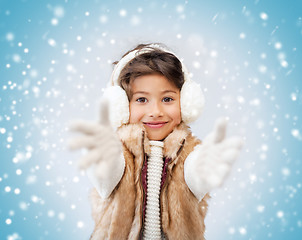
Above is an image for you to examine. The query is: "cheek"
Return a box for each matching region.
[168,105,181,124]
[129,104,141,124]
[174,110,182,124]
[172,102,182,124]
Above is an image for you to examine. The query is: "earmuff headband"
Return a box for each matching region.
[110,44,191,86]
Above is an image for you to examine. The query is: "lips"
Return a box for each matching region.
[143,121,167,129]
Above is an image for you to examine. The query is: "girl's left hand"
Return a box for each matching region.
[184,118,243,200]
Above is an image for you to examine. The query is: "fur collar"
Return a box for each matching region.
[117,122,191,159]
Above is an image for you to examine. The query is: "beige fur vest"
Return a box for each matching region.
[89,123,209,240]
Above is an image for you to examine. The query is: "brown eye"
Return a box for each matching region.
[162,97,173,103]
[136,97,147,103]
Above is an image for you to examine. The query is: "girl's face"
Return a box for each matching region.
[129,74,181,141]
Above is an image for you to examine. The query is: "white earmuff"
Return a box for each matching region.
[103,44,205,129]
[180,80,205,124]
[102,86,129,130]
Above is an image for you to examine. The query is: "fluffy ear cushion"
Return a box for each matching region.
[102,86,129,129]
[180,80,205,124]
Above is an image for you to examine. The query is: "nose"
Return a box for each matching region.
[149,101,163,118]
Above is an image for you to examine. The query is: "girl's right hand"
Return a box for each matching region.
[68,100,124,183]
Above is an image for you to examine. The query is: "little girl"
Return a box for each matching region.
[70,43,243,239]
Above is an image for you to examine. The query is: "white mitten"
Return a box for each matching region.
[184,118,243,201]
[69,100,125,198]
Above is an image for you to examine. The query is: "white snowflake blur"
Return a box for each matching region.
[1,0,301,239]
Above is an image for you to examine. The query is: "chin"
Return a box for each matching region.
[147,131,171,141]
[148,136,164,141]
[146,133,164,141]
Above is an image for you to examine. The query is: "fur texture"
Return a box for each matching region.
[89,122,209,239]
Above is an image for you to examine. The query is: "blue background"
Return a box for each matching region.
[1,0,302,239]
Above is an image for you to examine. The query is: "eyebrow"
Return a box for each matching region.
[132,91,149,96]
[162,90,178,94]
[132,90,178,95]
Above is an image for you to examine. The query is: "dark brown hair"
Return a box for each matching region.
[115,43,185,99]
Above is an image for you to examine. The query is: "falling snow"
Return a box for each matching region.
[1,0,301,240]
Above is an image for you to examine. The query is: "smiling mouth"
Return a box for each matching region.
[143,122,167,129]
